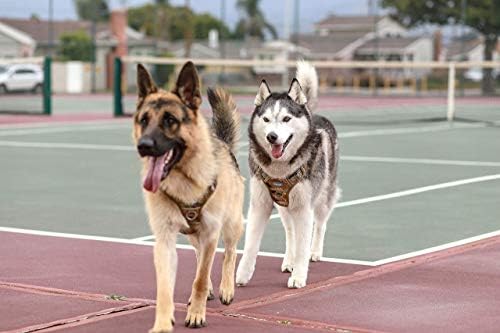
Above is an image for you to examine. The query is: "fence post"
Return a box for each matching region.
[114,57,123,117]
[43,57,52,115]
[447,62,456,121]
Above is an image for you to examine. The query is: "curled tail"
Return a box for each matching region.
[296,60,318,111]
[207,87,240,153]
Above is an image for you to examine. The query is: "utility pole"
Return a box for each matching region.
[459,0,467,97]
[91,4,97,94]
[48,0,54,56]
[292,0,300,44]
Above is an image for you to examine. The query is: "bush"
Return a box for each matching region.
[58,30,93,61]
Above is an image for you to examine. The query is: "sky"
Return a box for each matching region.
[0,0,373,37]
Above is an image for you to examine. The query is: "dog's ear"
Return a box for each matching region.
[254,80,271,106]
[288,78,307,105]
[173,61,202,110]
[137,64,158,101]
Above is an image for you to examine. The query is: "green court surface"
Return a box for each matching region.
[1,100,499,264]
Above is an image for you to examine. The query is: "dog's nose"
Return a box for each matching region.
[266,132,278,144]
[137,137,155,156]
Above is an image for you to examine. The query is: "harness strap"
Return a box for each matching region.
[164,180,217,234]
[257,164,308,207]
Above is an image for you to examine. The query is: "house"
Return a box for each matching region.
[294,15,408,61]
[0,21,36,58]
[0,15,155,91]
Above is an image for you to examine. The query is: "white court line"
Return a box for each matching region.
[0,119,130,130]
[372,229,500,266]
[0,140,134,151]
[0,123,129,136]
[269,173,500,219]
[337,122,496,138]
[341,155,500,167]
[2,140,498,170]
[0,226,374,267]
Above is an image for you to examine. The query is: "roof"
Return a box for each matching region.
[315,15,383,32]
[294,31,368,57]
[356,37,420,53]
[0,21,35,46]
[167,39,263,59]
[0,17,143,44]
[446,38,482,58]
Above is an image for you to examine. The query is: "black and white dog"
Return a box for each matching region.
[236,61,340,288]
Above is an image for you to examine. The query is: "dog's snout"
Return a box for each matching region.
[137,137,155,156]
[266,132,278,144]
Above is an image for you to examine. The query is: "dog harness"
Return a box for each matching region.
[256,164,308,207]
[165,180,217,235]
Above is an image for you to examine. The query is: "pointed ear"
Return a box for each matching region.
[173,61,202,109]
[137,64,158,100]
[288,78,307,105]
[254,80,271,106]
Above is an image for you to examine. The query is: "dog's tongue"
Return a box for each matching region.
[143,153,168,193]
[271,144,284,159]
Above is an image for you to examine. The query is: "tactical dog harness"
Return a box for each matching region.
[256,164,308,207]
[165,180,217,235]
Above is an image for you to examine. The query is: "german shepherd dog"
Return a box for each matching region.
[236,61,340,289]
[133,62,244,332]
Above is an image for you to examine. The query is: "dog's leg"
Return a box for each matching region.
[185,234,218,328]
[187,235,215,301]
[311,187,340,261]
[277,207,295,273]
[288,207,314,289]
[150,234,177,333]
[219,214,244,304]
[236,178,273,286]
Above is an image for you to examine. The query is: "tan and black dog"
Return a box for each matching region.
[133,61,244,332]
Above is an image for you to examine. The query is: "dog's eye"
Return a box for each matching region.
[283,116,291,122]
[139,115,148,127]
[263,117,270,123]
[163,114,177,127]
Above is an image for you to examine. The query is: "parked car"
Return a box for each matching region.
[0,64,44,94]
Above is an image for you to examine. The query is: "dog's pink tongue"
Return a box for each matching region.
[143,155,167,193]
[271,144,284,159]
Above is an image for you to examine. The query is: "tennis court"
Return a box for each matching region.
[1,93,500,332]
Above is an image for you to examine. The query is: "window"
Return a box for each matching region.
[14,69,35,75]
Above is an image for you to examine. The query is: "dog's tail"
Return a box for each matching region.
[207,87,240,153]
[296,60,318,111]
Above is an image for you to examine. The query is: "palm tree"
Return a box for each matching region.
[236,0,278,40]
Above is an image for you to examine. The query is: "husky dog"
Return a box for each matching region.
[236,61,340,289]
[133,62,244,332]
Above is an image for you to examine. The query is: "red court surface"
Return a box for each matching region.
[1,230,499,333]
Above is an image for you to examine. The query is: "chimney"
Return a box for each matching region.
[208,29,219,49]
[433,30,442,61]
[110,9,128,57]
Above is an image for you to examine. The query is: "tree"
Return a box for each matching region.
[74,0,110,22]
[128,3,231,41]
[58,30,93,61]
[381,0,500,94]
[236,0,278,40]
[194,13,231,40]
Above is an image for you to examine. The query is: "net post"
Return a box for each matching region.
[114,57,123,117]
[43,57,52,115]
[447,62,456,121]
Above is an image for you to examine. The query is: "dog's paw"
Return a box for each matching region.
[207,289,215,301]
[310,252,322,262]
[287,275,307,289]
[236,266,254,286]
[185,308,206,328]
[149,318,175,333]
[219,287,234,305]
[281,261,294,273]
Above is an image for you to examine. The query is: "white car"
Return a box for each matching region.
[0,64,44,94]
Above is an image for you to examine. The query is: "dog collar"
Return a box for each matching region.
[257,164,308,207]
[164,180,217,234]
